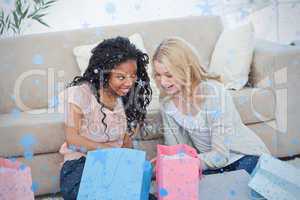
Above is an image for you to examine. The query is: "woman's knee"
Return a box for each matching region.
[237,155,259,174]
[60,168,81,200]
[59,157,86,200]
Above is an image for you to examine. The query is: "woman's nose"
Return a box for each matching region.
[124,78,134,87]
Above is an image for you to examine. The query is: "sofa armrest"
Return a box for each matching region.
[250,39,300,156]
[250,39,300,88]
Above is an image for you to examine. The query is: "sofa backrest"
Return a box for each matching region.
[0,15,223,114]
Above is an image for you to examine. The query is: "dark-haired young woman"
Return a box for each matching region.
[58,36,155,199]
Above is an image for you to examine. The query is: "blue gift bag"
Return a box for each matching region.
[77,148,152,200]
[248,154,300,200]
[141,161,152,200]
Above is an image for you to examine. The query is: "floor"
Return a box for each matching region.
[36,158,300,200]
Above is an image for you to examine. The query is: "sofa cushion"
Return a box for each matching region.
[133,138,164,160]
[229,87,275,124]
[247,120,278,156]
[0,109,65,157]
[73,33,145,75]
[135,110,164,141]
[209,23,255,90]
[17,152,63,196]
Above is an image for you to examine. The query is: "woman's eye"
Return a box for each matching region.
[117,76,125,80]
[131,74,137,79]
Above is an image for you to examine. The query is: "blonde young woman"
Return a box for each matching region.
[152,37,270,175]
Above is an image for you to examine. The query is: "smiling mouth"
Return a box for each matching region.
[120,88,130,93]
[163,85,174,90]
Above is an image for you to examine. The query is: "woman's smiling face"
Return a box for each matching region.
[153,60,182,95]
[108,59,137,96]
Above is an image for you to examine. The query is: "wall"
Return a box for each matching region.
[1,0,300,44]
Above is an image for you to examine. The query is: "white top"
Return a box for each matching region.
[160,80,270,170]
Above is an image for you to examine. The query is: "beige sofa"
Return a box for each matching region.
[0,15,299,197]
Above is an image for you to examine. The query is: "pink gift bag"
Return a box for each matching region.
[156,144,201,200]
[0,157,34,200]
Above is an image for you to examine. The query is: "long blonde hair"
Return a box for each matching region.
[152,37,221,97]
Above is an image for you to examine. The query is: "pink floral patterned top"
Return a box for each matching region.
[58,82,126,163]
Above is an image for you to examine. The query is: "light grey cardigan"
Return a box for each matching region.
[160,80,270,170]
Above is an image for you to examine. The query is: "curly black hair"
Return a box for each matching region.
[68,36,152,139]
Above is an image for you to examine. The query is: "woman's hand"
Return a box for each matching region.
[122,126,141,148]
[122,133,133,148]
[128,125,140,138]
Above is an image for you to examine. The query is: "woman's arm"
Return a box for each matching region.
[121,124,144,148]
[197,88,233,170]
[197,120,231,170]
[64,103,118,151]
[121,133,133,148]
